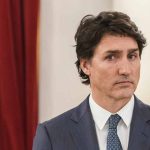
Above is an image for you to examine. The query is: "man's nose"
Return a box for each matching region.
[118,59,131,76]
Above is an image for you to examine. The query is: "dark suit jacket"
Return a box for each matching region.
[32,96,150,150]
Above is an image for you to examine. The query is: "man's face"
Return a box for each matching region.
[81,34,140,101]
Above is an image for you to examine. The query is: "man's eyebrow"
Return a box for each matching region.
[105,48,139,54]
[128,48,139,53]
[105,50,123,54]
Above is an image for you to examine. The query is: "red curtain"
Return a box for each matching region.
[0,0,39,150]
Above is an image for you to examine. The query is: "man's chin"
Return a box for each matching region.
[112,89,134,101]
[116,92,133,101]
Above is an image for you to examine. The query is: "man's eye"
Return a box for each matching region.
[128,54,137,60]
[106,55,116,60]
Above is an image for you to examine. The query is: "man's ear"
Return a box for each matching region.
[80,59,91,76]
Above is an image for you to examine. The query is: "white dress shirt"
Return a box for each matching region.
[89,94,134,150]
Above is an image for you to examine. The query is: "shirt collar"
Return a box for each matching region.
[89,94,134,130]
[117,96,134,127]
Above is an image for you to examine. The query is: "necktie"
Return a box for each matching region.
[107,114,123,150]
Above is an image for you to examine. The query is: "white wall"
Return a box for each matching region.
[113,0,150,104]
[39,0,112,122]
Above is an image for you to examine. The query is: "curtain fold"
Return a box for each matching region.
[0,0,39,150]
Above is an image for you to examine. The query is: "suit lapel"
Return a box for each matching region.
[128,97,150,150]
[69,97,99,150]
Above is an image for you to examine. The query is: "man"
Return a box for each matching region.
[33,11,150,150]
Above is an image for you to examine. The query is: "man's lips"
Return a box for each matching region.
[114,80,133,85]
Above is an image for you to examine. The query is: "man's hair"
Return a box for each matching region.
[74,11,146,85]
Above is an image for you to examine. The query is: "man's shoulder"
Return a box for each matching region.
[43,108,75,126]
[136,97,150,110]
[135,96,150,119]
[40,96,89,131]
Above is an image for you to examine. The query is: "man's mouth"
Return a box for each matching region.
[114,80,133,85]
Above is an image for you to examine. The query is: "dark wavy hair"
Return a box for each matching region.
[74,11,146,85]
